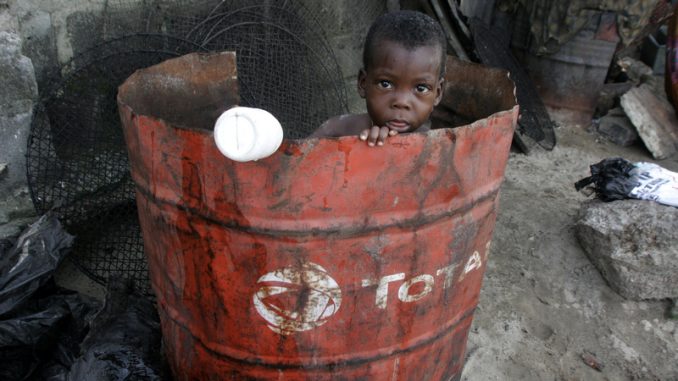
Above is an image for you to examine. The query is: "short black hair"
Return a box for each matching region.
[363,10,447,78]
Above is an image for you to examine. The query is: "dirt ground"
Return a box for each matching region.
[462,110,678,381]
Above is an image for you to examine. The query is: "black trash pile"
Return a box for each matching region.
[0,214,164,381]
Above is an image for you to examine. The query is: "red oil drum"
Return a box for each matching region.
[118,52,517,380]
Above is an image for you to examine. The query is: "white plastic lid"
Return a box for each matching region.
[213,107,283,162]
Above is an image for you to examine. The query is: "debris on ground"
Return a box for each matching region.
[595,107,638,147]
[581,351,604,372]
[575,157,678,206]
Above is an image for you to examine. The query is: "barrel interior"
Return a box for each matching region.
[118,51,240,131]
[432,56,517,129]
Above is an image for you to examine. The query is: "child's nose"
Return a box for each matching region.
[391,91,411,109]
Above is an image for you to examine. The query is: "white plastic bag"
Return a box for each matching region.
[627,162,678,207]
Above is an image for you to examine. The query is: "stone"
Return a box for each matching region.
[595,82,634,117]
[620,83,678,159]
[0,31,37,204]
[596,108,638,146]
[617,57,655,86]
[575,199,678,300]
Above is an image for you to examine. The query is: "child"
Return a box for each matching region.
[311,10,446,147]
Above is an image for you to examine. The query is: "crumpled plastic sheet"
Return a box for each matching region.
[0,213,74,316]
[66,278,163,381]
[0,213,101,380]
[0,214,163,380]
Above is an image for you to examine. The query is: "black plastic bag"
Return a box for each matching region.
[574,157,639,201]
[0,214,101,381]
[0,213,74,315]
[1,215,164,380]
[0,285,100,380]
[66,278,164,381]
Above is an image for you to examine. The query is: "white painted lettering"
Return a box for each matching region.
[464,251,482,274]
[436,264,457,289]
[398,274,434,302]
[362,273,405,309]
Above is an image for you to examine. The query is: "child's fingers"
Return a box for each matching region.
[368,126,381,146]
[359,129,369,141]
[377,126,390,146]
[360,126,394,147]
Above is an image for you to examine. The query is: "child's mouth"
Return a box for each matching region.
[386,120,411,131]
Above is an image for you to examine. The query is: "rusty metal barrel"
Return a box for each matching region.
[117,51,517,380]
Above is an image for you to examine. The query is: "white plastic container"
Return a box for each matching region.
[213,107,284,162]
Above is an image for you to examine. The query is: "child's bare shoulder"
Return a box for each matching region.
[311,113,371,138]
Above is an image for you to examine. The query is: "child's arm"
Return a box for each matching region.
[309,116,347,138]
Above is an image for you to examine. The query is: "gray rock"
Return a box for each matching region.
[0,30,37,204]
[575,199,678,300]
[597,108,638,147]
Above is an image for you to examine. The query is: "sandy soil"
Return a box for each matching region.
[462,110,678,381]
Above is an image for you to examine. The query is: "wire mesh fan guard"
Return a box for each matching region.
[26,1,350,293]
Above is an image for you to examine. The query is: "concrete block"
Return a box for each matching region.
[576,199,678,300]
[621,83,678,159]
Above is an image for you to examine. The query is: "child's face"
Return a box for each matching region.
[358,41,444,133]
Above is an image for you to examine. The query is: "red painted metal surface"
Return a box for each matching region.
[118,52,517,381]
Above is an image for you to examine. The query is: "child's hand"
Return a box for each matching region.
[359,125,398,147]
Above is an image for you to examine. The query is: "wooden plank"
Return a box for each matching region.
[620,83,678,159]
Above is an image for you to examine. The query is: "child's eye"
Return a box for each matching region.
[378,80,393,89]
[416,84,431,93]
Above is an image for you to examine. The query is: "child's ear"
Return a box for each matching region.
[433,77,445,106]
[357,69,367,99]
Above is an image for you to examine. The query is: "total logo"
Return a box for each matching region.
[253,262,342,335]
[253,242,490,335]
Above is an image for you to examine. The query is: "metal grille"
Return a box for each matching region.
[27,35,203,292]
[27,1,349,293]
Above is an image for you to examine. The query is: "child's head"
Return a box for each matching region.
[358,10,447,133]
